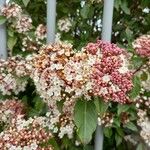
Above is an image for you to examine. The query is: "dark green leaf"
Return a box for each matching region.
[81,4,90,19]
[104,128,112,138]
[115,133,122,146]
[124,122,138,131]
[130,76,141,99]
[22,0,30,7]
[117,104,130,115]
[74,100,97,144]
[120,1,130,14]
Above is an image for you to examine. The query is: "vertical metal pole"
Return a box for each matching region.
[101,0,114,42]
[47,0,56,44]
[0,0,7,59]
[95,1,114,150]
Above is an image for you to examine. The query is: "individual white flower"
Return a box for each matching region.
[55,33,61,43]
[111,84,121,92]
[118,54,129,74]
[102,75,111,83]
[30,142,38,150]
[99,87,108,95]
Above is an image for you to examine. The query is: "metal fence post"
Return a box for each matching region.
[47,0,56,44]
[95,0,114,150]
[0,0,7,59]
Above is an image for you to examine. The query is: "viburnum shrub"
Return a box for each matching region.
[0,1,150,150]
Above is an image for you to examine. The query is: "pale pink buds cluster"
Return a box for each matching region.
[1,2,22,19]
[133,35,150,57]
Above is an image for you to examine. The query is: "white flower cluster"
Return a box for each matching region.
[58,18,72,32]
[0,115,53,150]
[35,24,47,42]
[0,56,32,96]
[22,36,39,52]
[1,2,32,34]
[46,109,75,139]
[0,99,24,127]
[15,16,32,33]
[137,109,150,147]
[1,2,22,19]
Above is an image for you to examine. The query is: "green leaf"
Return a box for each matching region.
[113,117,121,127]
[117,104,130,115]
[94,97,109,116]
[115,133,122,146]
[125,28,133,41]
[120,0,130,15]
[104,127,112,138]
[130,76,141,99]
[116,128,124,137]
[8,30,15,37]
[74,100,97,144]
[81,4,90,19]
[0,16,6,25]
[48,138,59,150]
[114,0,121,10]
[132,56,143,69]
[8,36,17,50]
[124,122,138,131]
[22,0,30,7]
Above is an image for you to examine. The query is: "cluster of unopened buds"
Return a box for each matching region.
[98,112,114,127]
[133,34,150,58]
[137,109,150,147]
[0,56,32,96]
[1,2,32,34]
